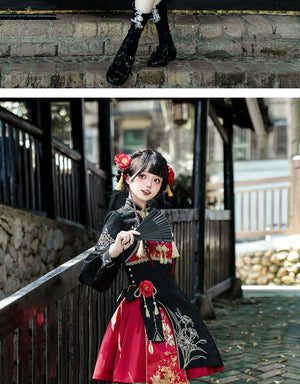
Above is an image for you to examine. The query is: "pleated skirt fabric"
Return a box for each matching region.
[93,298,224,383]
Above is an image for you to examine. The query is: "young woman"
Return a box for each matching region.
[79,148,224,383]
[106,0,176,86]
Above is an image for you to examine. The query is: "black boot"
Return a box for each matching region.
[106,8,151,86]
[147,0,176,67]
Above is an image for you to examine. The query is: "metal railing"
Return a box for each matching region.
[0,208,232,384]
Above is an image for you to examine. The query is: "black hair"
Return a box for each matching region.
[116,148,169,194]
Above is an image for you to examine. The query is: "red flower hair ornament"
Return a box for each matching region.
[114,153,132,190]
[114,153,132,170]
[167,165,175,197]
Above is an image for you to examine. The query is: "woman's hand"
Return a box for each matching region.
[109,230,140,258]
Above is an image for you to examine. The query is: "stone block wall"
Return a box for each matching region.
[0,14,299,60]
[236,236,300,285]
[0,205,98,299]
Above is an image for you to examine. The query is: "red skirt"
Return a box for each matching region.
[93,299,224,383]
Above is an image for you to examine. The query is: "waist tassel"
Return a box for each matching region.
[134,281,164,342]
[172,241,180,258]
[137,240,145,258]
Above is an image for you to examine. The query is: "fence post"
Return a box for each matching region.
[223,113,242,299]
[98,99,112,209]
[35,100,56,219]
[71,99,91,228]
[292,155,300,234]
[191,99,215,319]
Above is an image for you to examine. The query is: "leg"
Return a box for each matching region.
[147,0,176,67]
[106,0,154,86]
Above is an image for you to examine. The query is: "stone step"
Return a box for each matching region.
[0,13,299,60]
[0,54,299,87]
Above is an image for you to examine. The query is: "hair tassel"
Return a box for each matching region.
[167,184,173,197]
[115,172,124,190]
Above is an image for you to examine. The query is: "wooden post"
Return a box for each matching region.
[193,99,208,294]
[70,99,91,228]
[191,99,215,319]
[98,99,112,209]
[35,100,56,219]
[223,112,242,299]
[223,114,235,278]
[292,155,300,234]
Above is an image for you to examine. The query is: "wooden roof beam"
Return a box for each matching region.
[208,101,229,145]
[245,98,266,135]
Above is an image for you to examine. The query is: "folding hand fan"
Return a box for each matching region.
[135,208,173,242]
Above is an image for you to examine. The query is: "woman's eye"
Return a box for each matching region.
[139,174,146,179]
[154,178,162,184]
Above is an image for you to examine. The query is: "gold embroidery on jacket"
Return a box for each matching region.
[97,228,115,250]
[138,208,150,219]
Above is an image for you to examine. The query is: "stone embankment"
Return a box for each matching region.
[236,235,300,286]
[0,13,299,87]
[0,205,97,299]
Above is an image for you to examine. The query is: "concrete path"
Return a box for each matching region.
[192,294,300,384]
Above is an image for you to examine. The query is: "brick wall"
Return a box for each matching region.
[0,13,299,59]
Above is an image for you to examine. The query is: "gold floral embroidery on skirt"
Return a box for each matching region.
[151,366,187,384]
[148,309,188,384]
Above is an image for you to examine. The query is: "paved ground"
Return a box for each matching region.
[191,295,300,384]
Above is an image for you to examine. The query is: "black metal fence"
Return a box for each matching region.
[0,106,106,230]
[0,208,232,384]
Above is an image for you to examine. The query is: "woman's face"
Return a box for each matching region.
[128,171,162,208]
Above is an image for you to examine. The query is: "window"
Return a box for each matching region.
[51,102,73,148]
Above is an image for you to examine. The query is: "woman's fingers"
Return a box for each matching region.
[131,230,141,236]
[118,230,140,248]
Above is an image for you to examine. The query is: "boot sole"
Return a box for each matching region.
[147,55,177,67]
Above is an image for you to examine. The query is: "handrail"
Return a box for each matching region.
[87,160,107,180]
[207,176,291,191]
[163,208,199,222]
[0,106,43,137]
[0,250,90,340]
[52,137,82,162]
